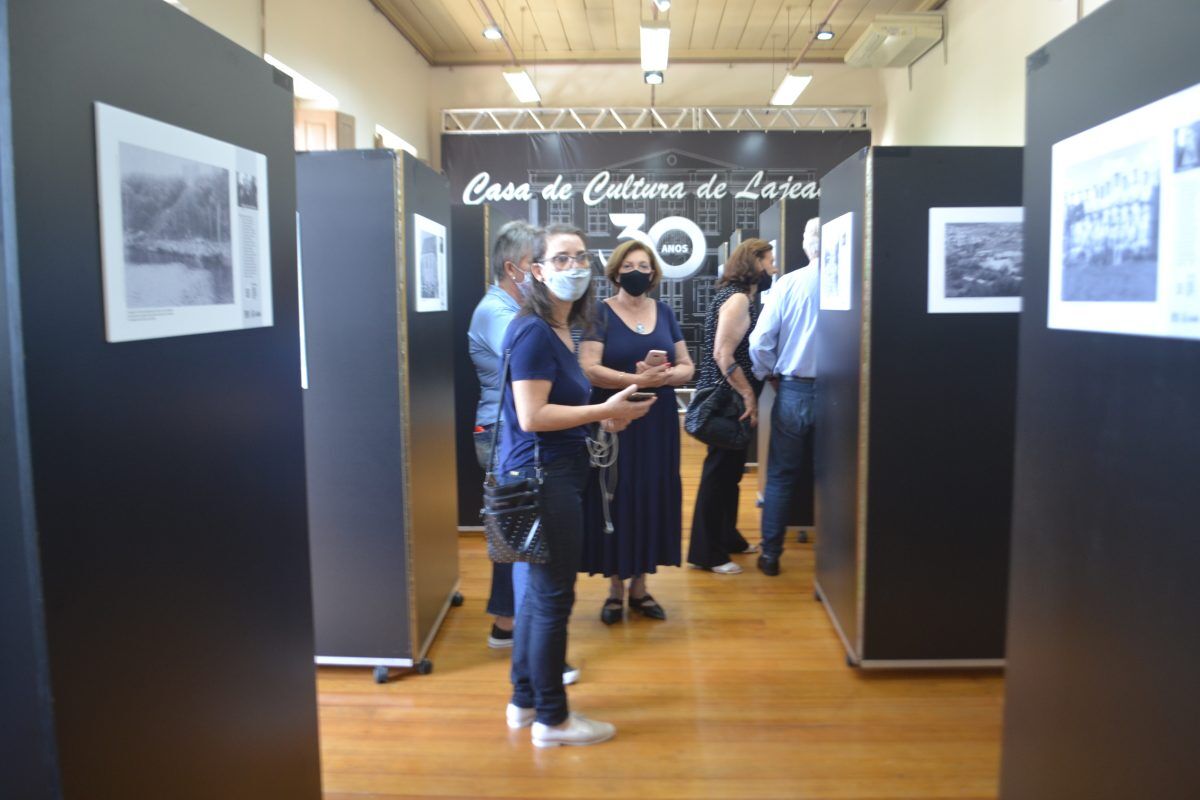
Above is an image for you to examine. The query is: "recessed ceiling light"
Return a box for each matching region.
[644,70,664,85]
[815,23,835,41]
[482,25,503,40]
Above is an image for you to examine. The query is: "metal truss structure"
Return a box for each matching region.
[441,106,870,135]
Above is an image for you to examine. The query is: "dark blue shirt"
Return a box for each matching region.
[496,314,592,473]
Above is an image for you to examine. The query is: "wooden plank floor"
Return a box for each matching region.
[317,427,1005,800]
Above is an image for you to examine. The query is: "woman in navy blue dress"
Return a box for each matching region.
[579,240,695,623]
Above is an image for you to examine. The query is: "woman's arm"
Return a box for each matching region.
[579,340,638,389]
[665,340,695,386]
[712,293,757,424]
[512,380,653,432]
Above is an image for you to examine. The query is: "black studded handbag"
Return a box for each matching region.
[480,349,550,564]
[684,363,752,450]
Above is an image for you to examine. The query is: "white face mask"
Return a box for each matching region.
[541,266,592,302]
[510,264,535,298]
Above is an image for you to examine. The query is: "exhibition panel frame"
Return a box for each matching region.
[1002,0,1200,796]
[5,0,323,796]
[815,146,1022,668]
[299,150,461,681]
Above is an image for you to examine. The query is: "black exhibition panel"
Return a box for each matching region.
[0,2,58,794]
[813,149,867,659]
[450,202,515,529]
[6,0,323,798]
[756,198,818,531]
[1002,0,1200,796]
[816,146,1021,666]
[299,150,460,678]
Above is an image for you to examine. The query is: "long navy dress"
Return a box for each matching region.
[581,300,684,579]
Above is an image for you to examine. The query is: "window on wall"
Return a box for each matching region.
[659,279,684,318]
[592,275,614,303]
[697,199,720,234]
[587,200,610,235]
[692,276,717,318]
[548,198,574,225]
[662,197,687,219]
[623,197,648,217]
[735,198,757,230]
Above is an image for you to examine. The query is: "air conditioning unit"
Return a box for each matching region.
[844,13,944,68]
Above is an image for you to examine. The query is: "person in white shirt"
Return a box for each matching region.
[748,217,821,576]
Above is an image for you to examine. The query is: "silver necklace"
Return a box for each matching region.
[635,322,646,333]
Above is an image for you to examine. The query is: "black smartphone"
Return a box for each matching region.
[629,391,656,402]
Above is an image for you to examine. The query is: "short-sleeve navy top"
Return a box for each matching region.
[495,314,592,473]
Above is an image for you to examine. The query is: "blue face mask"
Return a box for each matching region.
[513,267,535,298]
[542,267,592,302]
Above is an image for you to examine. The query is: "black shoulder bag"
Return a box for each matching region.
[684,363,752,450]
[480,349,550,564]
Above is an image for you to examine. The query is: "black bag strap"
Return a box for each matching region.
[486,348,539,483]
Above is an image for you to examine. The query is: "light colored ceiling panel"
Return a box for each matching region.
[688,0,728,51]
[585,0,618,52]
[384,0,933,65]
[712,0,756,50]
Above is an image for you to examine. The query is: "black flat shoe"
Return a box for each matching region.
[600,596,623,625]
[628,594,667,621]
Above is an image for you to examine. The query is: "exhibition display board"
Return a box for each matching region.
[1002,0,1200,795]
[3,0,323,797]
[451,203,515,530]
[298,149,461,681]
[816,146,1022,667]
[755,198,817,536]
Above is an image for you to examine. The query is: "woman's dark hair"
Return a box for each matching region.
[522,224,595,330]
[719,238,773,288]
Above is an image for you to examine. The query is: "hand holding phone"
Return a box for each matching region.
[644,349,668,367]
[629,391,657,401]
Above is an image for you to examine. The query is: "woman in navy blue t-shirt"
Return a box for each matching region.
[496,224,652,748]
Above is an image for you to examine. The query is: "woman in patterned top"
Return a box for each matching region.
[687,239,777,574]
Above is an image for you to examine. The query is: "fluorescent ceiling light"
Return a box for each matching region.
[375,125,418,157]
[815,23,835,41]
[502,67,541,104]
[264,54,339,108]
[644,70,664,85]
[770,72,812,106]
[652,0,671,11]
[482,25,503,40]
[640,22,671,72]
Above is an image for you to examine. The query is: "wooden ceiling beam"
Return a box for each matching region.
[369,0,436,63]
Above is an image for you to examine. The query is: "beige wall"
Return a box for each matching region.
[174,0,431,155]
[876,0,1115,146]
[428,61,885,168]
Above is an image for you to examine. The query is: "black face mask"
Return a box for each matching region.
[756,270,774,293]
[619,270,652,297]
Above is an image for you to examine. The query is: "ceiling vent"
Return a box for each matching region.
[844,13,944,68]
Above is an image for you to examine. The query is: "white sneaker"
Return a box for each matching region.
[531,712,616,748]
[737,543,761,554]
[711,561,743,574]
[506,703,536,729]
[562,662,581,686]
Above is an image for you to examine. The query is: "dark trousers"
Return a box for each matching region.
[510,449,589,726]
[687,444,750,568]
[761,380,816,559]
[476,426,515,618]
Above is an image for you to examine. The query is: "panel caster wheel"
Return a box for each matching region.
[451,592,464,607]
[416,658,433,675]
[373,666,390,684]
[846,654,859,669]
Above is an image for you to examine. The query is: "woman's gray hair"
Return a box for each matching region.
[491,221,542,282]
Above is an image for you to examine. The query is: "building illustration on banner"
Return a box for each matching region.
[524,149,819,362]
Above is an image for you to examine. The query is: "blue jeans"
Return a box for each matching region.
[509,449,590,726]
[761,379,816,559]
[475,426,514,617]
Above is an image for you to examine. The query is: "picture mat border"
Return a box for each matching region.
[94,102,273,342]
[819,211,854,311]
[927,206,1024,314]
[412,211,448,313]
[1047,80,1200,340]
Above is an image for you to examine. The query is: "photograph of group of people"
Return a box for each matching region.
[466,217,820,748]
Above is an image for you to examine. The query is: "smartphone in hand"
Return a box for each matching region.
[629,391,657,402]
[643,349,668,367]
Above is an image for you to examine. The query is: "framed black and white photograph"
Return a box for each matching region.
[927,207,1024,314]
[819,211,853,311]
[95,103,273,342]
[1049,81,1200,341]
[413,212,448,313]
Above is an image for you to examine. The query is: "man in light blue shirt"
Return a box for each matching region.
[748,217,821,576]
[468,221,538,644]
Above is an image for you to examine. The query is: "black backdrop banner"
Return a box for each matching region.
[442,130,869,360]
